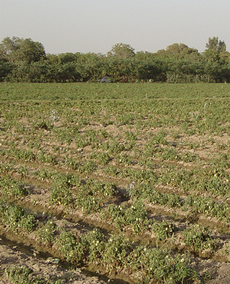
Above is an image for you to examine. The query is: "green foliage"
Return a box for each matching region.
[182,225,216,254]
[0,162,14,174]
[0,61,14,81]
[83,229,105,263]
[127,246,194,283]
[5,265,65,284]
[108,140,125,154]
[1,37,46,64]
[5,266,35,284]
[89,151,111,165]
[36,220,57,245]
[0,176,29,197]
[205,37,226,53]
[13,148,36,162]
[55,231,81,264]
[0,203,36,232]
[32,120,52,130]
[75,194,101,213]
[147,189,182,207]
[152,221,177,241]
[77,161,97,174]
[104,165,120,176]
[183,195,230,221]
[34,168,57,181]
[0,83,230,283]
[117,152,132,166]
[37,151,58,165]
[55,229,105,266]
[54,228,195,283]
[17,165,29,177]
[125,131,137,141]
[102,235,132,272]
[49,173,78,207]
[75,179,118,213]
[1,36,230,82]
[103,200,150,233]
[107,43,135,58]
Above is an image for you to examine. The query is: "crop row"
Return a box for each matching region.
[1,151,229,203]
[0,83,230,283]
[2,200,229,283]
[0,171,229,258]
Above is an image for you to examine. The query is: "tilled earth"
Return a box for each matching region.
[0,242,107,284]
[1,84,230,283]
[1,241,230,284]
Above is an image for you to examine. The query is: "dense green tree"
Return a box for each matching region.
[1,36,230,83]
[133,58,167,82]
[155,43,198,60]
[0,37,46,64]
[203,37,227,64]
[107,43,135,59]
[219,51,230,62]
[205,37,226,53]
[135,51,155,60]
[56,52,77,64]
[0,61,14,81]
[202,49,220,63]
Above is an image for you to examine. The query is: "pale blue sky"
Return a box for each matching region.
[1,0,230,55]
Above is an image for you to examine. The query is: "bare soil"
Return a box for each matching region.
[1,88,230,283]
[1,240,230,283]
[0,241,107,284]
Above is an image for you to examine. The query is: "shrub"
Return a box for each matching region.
[36,220,57,245]
[0,203,36,232]
[152,221,178,241]
[182,225,215,253]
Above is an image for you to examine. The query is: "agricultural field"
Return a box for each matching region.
[0,82,230,284]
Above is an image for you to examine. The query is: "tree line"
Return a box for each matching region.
[1,36,230,83]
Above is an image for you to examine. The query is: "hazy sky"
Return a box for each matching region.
[1,0,230,55]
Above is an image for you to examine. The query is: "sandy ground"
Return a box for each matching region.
[0,243,107,284]
[1,241,230,283]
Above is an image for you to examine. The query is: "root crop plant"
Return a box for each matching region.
[0,83,230,283]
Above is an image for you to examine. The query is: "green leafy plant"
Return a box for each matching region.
[49,173,78,206]
[152,221,177,241]
[127,246,194,283]
[102,235,132,273]
[1,176,29,197]
[5,266,34,284]
[5,265,65,284]
[182,225,215,254]
[17,165,28,177]
[0,203,36,232]
[103,200,149,233]
[36,220,57,245]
